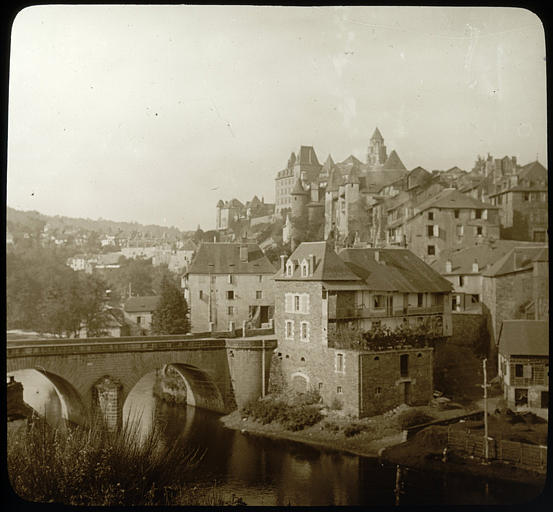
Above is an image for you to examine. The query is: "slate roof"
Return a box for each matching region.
[296,146,320,166]
[277,241,362,281]
[415,188,498,213]
[483,246,548,277]
[431,241,547,275]
[124,296,160,313]
[339,248,453,293]
[517,160,547,182]
[181,239,197,251]
[498,320,549,357]
[383,150,407,171]
[187,242,276,275]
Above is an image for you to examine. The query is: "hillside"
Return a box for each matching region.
[6,207,195,240]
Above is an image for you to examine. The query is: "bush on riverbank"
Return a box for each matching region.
[396,410,435,430]
[241,396,322,432]
[7,417,237,506]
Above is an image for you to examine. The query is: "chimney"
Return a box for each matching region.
[239,243,248,263]
[280,254,287,273]
[472,259,479,273]
[309,254,315,275]
[446,259,452,273]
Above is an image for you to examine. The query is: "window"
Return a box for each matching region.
[258,275,263,283]
[400,354,409,377]
[459,275,464,287]
[417,293,424,307]
[136,316,142,325]
[228,274,234,284]
[428,211,434,220]
[427,245,435,256]
[471,294,480,304]
[456,224,464,237]
[523,192,529,201]
[427,225,434,237]
[373,295,385,309]
[286,261,294,276]
[199,290,204,300]
[256,290,263,299]
[294,295,300,312]
[375,387,382,396]
[300,321,310,342]
[301,259,309,277]
[336,353,344,373]
[337,386,343,394]
[475,209,482,219]
[285,320,294,340]
[476,226,483,236]
[454,209,460,219]
[227,306,234,315]
[515,364,523,377]
[318,382,323,390]
[227,290,235,300]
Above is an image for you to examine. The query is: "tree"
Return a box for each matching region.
[151,276,189,334]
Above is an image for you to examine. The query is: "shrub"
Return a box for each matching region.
[343,423,365,438]
[320,421,341,434]
[397,410,435,430]
[241,398,321,431]
[330,397,343,411]
[280,405,322,431]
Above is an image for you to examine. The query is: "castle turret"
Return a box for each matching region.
[290,177,309,218]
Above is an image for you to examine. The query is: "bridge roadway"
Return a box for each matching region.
[7,333,277,430]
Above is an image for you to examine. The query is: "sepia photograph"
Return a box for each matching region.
[6,4,549,506]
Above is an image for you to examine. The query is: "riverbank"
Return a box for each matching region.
[381,425,546,487]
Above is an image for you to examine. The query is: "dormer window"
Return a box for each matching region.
[286,260,294,277]
[301,259,309,277]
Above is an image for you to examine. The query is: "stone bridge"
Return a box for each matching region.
[7,334,276,430]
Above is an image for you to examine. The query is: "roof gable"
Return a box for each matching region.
[383,150,406,170]
[188,243,276,275]
[124,295,160,313]
[498,320,549,356]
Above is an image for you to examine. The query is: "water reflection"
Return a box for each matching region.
[123,380,543,506]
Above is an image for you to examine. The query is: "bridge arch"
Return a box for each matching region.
[7,368,87,427]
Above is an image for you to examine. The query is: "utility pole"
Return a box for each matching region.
[482,358,490,461]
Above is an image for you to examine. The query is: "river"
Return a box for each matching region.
[122,372,543,506]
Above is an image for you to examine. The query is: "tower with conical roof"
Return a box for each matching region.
[367,127,388,168]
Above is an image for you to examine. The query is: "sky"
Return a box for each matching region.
[7,5,547,231]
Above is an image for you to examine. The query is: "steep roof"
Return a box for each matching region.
[431,241,547,275]
[483,246,548,277]
[296,145,320,167]
[415,188,498,213]
[277,241,362,281]
[321,154,336,174]
[517,160,547,182]
[339,248,453,293]
[326,167,343,192]
[498,320,549,357]
[371,127,384,141]
[383,150,407,170]
[124,295,160,313]
[187,242,276,275]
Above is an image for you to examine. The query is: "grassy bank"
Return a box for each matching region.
[7,417,244,506]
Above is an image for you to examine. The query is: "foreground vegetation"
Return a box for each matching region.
[7,417,244,506]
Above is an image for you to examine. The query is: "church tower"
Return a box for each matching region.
[367,127,388,168]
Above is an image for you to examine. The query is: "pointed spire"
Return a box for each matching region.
[371,127,384,141]
[383,150,406,170]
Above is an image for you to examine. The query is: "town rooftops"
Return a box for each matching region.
[415,188,498,213]
[124,295,160,313]
[431,240,547,276]
[482,246,548,277]
[180,239,197,252]
[498,320,549,357]
[339,247,453,293]
[187,242,276,275]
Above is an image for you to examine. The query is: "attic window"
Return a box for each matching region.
[301,259,309,277]
[286,260,294,277]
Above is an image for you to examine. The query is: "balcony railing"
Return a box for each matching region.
[330,304,444,320]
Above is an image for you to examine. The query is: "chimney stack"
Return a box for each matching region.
[280,254,287,273]
[446,259,452,273]
[239,243,248,263]
[472,259,479,273]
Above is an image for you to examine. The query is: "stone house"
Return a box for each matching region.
[488,160,548,242]
[384,188,500,263]
[482,246,548,360]
[273,241,452,417]
[185,242,276,333]
[123,295,160,333]
[497,320,548,417]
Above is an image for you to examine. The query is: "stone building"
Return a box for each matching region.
[215,196,276,232]
[497,320,548,417]
[482,245,549,352]
[185,242,276,332]
[383,188,500,263]
[123,295,160,334]
[273,241,452,417]
[488,161,548,242]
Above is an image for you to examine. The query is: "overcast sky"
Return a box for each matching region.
[7,5,546,231]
